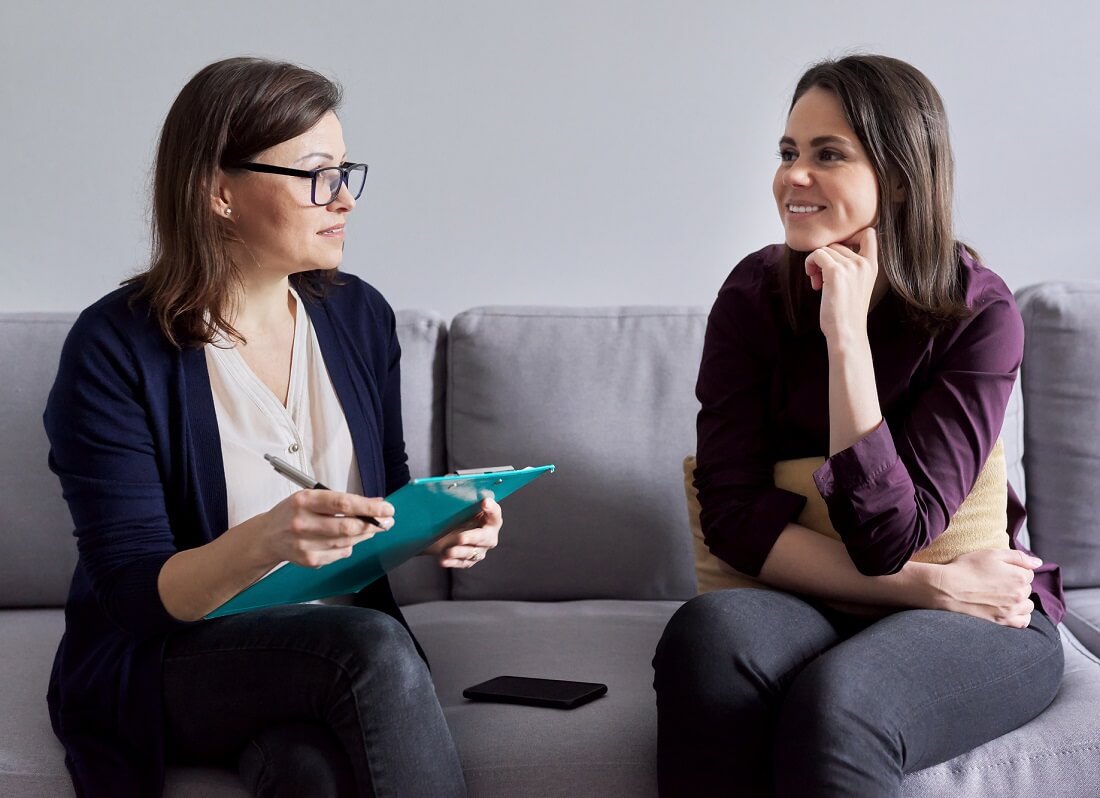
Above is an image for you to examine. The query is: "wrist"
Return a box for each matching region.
[825,327,870,356]
[887,561,945,609]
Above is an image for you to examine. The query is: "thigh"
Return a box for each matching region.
[791,608,1064,773]
[162,603,421,762]
[655,588,850,701]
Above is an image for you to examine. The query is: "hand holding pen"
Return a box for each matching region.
[261,454,394,568]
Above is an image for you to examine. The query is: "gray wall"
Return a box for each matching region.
[2,1,1097,318]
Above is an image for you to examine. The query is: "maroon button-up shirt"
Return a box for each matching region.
[694,244,1064,623]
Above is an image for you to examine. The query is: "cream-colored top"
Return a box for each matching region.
[205,288,361,529]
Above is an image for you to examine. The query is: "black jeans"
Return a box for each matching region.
[652,589,1063,797]
[162,604,465,798]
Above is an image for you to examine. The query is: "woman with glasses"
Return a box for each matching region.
[44,57,491,797]
[653,54,1065,796]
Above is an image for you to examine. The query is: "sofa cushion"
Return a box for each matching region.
[402,600,1100,798]
[404,599,681,796]
[445,307,702,601]
[387,310,451,605]
[1064,586,1100,657]
[1017,283,1100,588]
[0,315,79,608]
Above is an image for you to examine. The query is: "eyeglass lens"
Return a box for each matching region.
[313,164,367,205]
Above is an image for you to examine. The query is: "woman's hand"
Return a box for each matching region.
[806,227,879,344]
[257,490,395,569]
[925,549,1042,628]
[423,497,503,568]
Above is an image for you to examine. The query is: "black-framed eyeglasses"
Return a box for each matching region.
[230,161,368,206]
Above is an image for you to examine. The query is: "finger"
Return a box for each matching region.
[290,514,379,545]
[860,226,877,263]
[451,529,497,549]
[1002,549,1043,570]
[809,246,843,274]
[440,546,486,568]
[479,498,503,528]
[300,490,395,522]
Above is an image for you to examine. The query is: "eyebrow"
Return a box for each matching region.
[293,151,345,164]
[779,135,853,148]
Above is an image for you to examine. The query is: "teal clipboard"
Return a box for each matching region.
[206,465,555,619]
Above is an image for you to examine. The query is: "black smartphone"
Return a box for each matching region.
[462,676,608,709]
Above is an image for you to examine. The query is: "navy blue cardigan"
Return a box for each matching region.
[44,273,416,797]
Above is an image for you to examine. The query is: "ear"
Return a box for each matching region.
[890,179,907,203]
[209,169,234,219]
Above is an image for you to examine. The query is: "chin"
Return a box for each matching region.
[784,230,846,252]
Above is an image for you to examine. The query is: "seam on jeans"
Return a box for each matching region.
[906,742,1100,779]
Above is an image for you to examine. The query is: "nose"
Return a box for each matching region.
[783,156,813,188]
[329,180,356,212]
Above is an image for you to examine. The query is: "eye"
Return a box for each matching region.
[777,148,797,163]
[818,149,844,162]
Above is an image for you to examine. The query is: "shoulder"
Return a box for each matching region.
[305,271,396,329]
[709,244,786,329]
[63,283,170,367]
[958,249,1022,336]
[717,244,784,296]
[938,249,1023,366]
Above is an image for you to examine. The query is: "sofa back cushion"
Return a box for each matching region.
[387,310,450,604]
[0,309,451,609]
[445,307,702,601]
[1018,283,1100,589]
[0,314,79,607]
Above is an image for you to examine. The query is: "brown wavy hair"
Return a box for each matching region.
[129,57,342,347]
[779,54,972,334]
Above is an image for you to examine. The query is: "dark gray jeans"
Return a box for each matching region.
[653,589,1063,797]
[162,604,466,798]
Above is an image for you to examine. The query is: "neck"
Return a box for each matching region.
[228,260,295,337]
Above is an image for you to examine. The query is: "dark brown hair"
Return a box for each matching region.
[779,54,971,334]
[129,57,342,347]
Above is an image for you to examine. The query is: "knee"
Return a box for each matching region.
[332,608,428,688]
[653,591,766,704]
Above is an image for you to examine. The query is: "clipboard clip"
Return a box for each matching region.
[451,465,515,476]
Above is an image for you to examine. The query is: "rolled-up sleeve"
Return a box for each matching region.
[694,264,807,576]
[813,289,1024,575]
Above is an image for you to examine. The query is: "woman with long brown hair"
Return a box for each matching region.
[654,54,1065,796]
[44,57,493,797]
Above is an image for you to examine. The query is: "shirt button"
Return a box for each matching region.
[288,443,300,454]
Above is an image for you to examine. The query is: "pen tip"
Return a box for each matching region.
[263,453,274,462]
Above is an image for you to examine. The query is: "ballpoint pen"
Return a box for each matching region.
[264,453,383,528]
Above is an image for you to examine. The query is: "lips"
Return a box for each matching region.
[786,204,824,214]
[317,224,345,236]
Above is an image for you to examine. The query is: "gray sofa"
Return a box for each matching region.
[3,285,1100,797]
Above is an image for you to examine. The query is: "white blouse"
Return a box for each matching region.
[205,288,362,529]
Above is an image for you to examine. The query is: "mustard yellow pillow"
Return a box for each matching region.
[685,439,1010,595]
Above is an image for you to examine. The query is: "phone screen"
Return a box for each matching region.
[462,675,608,709]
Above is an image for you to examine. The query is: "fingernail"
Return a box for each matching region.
[381,502,394,515]
[379,517,394,529]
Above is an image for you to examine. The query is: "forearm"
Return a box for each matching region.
[757,523,939,607]
[827,334,883,456]
[157,517,277,622]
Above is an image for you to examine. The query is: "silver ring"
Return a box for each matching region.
[469,548,484,562]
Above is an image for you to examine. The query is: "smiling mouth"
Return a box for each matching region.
[318,225,345,236]
[786,204,824,214]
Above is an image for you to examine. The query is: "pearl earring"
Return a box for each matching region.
[224,207,232,216]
